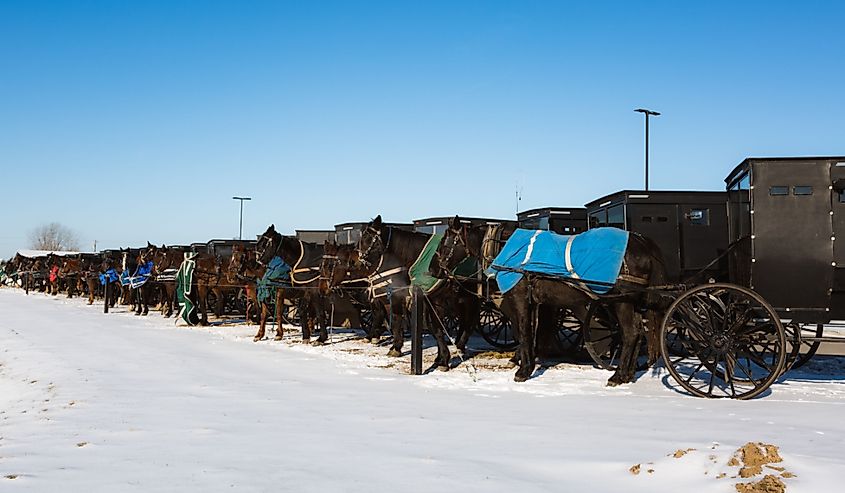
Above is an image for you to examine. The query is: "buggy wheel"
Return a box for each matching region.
[783,323,823,371]
[442,313,460,338]
[552,307,586,357]
[582,303,648,371]
[660,283,786,400]
[358,307,374,332]
[205,290,218,317]
[479,301,518,350]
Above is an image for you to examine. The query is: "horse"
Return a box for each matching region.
[141,243,189,317]
[319,241,389,343]
[187,249,230,325]
[98,252,124,307]
[59,255,83,298]
[356,215,478,369]
[432,216,668,385]
[226,243,267,324]
[255,225,328,344]
[121,246,156,316]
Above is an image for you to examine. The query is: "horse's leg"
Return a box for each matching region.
[314,293,328,344]
[455,296,479,354]
[213,287,225,317]
[503,287,535,382]
[429,304,452,371]
[607,303,640,386]
[197,284,210,326]
[142,284,150,315]
[387,298,404,357]
[254,302,267,341]
[645,307,662,366]
[165,283,175,317]
[369,302,385,343]
[274,289,285,341]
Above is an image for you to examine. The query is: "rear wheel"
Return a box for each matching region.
[660,283,786,400]
[582,303,648,371]
[478,301,518,350]
[783,323,823,371]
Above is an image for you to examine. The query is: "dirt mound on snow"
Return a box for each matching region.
[629,442,795,492]
[735,474,786,493]
[730,443,792,492]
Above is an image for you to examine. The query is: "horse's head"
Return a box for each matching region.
[140,241,157,264]
[356,215,386,268]
[256,224,279,266]
[432,215,472,277]
[228,243,257,282]
[319,241,345,294]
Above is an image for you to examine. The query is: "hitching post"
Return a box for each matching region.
[103,279,110,314]
[410,286,423,375]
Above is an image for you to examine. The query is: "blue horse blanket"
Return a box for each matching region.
[487,228,629,294]
[257,256,291,303]
[99,268,120,286]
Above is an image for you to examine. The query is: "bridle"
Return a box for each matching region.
[256,232,278,266]
[357,225,391,269]
[438,225,470,270]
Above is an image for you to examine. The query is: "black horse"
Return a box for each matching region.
[432,216,668,386]
[356,215,479,370]
[255,225,328,344]
[319,241,390,343]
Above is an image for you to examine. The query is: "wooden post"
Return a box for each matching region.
[410,286,423,375]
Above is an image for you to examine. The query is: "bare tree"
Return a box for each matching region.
[28,222,80,251]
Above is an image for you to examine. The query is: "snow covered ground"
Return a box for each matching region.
[1,288,844,492]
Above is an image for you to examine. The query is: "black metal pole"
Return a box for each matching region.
[645,113,649,191]
[103,280,109,314]
[239,200,244,240]
[410,287,423,375]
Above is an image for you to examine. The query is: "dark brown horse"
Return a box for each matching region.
[141,243,189,317]
[227,243,264,324]
[255,225,327,344]
[432,216,668,385]
[319,241,389,342]
[356,215,475,369]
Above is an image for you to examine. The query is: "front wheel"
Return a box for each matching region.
[660,283,786,400]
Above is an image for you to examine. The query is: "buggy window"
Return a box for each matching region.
[769,186,789,196]
[607,205,625,229]
[589,210,606,228]
[793,186,813,196]
[686,209,710,226]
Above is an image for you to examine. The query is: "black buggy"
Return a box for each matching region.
[653,157,845,399]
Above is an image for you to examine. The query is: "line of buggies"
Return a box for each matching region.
[3,156,844,399]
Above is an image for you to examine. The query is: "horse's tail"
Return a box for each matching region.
[634,233,670,366]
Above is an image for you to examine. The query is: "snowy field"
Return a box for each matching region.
[1,288,844,492]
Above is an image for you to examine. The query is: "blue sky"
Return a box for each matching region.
[2,1,843,257]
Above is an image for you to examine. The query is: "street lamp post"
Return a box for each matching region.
[634,108,660,191]
[232,196,252,240]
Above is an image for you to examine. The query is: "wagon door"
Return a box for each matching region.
[628,204,681,282]
[752,161,833,320]
[831,161,845,319]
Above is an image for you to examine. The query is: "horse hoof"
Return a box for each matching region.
[274,335,283,341]
[513,374,529,383]
[370,337,380,345]
[606,379,621,387]
[387,348,402,358]
[253,336,263,342]
[438,364,450,372]
[311,340,326,346]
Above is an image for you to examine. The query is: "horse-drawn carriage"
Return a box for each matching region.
[470,156,845,399]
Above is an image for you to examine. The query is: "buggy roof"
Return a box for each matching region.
[724,156,845,186]
[584,190,726,209]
